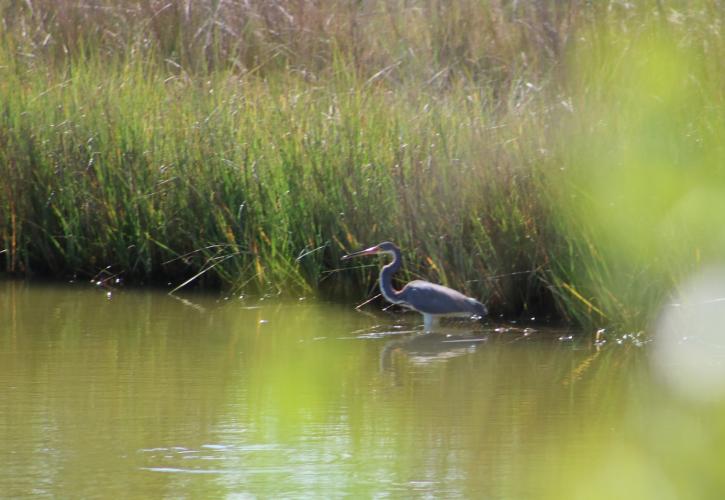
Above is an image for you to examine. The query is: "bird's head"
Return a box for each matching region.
[341,241,399,260]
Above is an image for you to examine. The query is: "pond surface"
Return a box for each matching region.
[1,281,724,498]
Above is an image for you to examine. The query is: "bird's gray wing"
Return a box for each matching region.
[399,280,484,316]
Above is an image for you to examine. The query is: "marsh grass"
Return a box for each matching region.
[0,53,544,304]
[2,1,725,328]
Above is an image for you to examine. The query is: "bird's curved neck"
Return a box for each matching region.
[379,248,404,304]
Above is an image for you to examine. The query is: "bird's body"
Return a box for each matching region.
[342,241,487,331]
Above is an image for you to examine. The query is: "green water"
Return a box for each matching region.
[1,281,724,498]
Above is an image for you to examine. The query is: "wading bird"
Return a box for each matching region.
[342,241,487,331]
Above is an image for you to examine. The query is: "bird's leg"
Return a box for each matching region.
[423,314,439,332]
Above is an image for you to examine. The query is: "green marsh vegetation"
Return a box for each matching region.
[1,1,724,330]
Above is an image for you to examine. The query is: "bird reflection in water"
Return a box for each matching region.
[378,330,488,371]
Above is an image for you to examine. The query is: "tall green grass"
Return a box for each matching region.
[2,1,725,329]
[0,51,545,307]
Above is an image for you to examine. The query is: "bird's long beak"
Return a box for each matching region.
[341,245,381,261]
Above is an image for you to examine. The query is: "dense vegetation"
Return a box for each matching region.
[2,1,724,328]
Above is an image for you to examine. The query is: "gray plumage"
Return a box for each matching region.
[342,241,487,330]
[398,280,488,317]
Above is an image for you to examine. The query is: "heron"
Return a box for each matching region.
[342,241,487,331]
